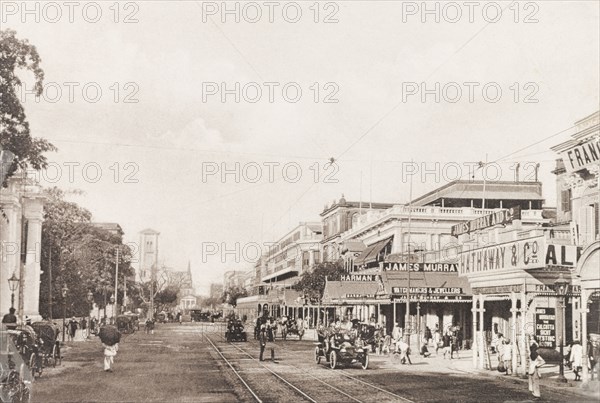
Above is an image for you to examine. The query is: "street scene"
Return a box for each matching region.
[1,1,600,402]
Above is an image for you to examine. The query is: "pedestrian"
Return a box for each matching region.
[1,308,17,330]
[424,326,432,346]
[434,327,442,355]
[81,317,88,339]
[528,343,545,399]
[102,342,119,372]
[570,340,583,381]
[420,342,431,358]
[442,331,452,359]
[451,331,459,359]
[145,318,154,334]
[90,317,97,335]
[68,317,78,341]
[501,339,512,375]
[258,324,267,361]
[398,339,412,364]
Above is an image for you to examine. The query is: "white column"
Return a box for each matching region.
[472,296,478,369]
[23,212,42,320]
[581,288,589,381]
[510,292,518,376]
[479,295,485,369]
[519,291,528,377]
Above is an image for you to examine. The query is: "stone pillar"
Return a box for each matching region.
[472,296,478,368]
[519,292,528,378]
[479,295,485,369]
[510,292,518,376]
[22,199,43,321]
[581,288,589,381]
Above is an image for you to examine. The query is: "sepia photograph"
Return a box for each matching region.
[0,1,599,402]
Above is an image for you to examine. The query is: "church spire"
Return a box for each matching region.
[187,260,191,273]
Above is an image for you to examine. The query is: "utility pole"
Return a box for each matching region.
[48,251,53,320]
[405,164,413,344]
[114,247,119,318]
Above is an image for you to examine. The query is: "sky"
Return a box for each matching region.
[2,0,599,294]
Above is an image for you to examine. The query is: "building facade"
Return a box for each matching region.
[551,110,599,382]
[0,173,45,322]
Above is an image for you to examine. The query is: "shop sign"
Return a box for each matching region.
[545,244,582,267]
[393,295,467,302]
[560,136,600,174]
[345,294,376,299]
[380,262,457,272]
[529,284,581,294]
[340,274,380,282]
[472,285,522,294]
[451,207,521,237]
[535,307,556,348]
[391,287,463,295]
[459,237,543,274]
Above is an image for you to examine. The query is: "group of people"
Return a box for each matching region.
[421,324,462,360]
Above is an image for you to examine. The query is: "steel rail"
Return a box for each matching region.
[204,334,263,403]
[206,333,317,403]
[227,340,365,403]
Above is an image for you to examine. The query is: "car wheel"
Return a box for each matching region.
[315,346,321,364]
[329,350,337,369]
[361,354,369,370]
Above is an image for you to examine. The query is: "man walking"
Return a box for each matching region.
[258,324,267,361]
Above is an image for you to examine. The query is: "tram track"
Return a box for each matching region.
[205,330,415,403]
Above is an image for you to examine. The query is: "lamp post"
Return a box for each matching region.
[61,285,68,342]
[110,294,115,324]
[87,291,93,338]
[553,273,569,383]
[8,273,20,309]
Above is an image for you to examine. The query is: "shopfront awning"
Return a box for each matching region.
[354,237,393,266]
[322,281,385,304]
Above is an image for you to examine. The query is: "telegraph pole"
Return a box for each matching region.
[405,164,413,344]
[114,247,119,317]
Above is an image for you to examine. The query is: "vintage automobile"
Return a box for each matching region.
[10,327,42,379]
[1,327,32,403]
[30,322,61,368]
[225,320,247,342]
[315,330,369,370]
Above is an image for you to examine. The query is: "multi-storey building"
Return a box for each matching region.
[138,228,160,282]
[551,110,599,382]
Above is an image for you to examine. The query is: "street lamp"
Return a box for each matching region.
[553,273,569,383]
[87,291,93,338]
[61,285,68,342]
[7,273,20,309]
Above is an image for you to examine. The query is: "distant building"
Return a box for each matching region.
[138,228,160,282]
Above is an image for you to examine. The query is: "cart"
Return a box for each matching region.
[116,315,138,334]
[225,320,247,342]
[1,327,32,403]
[10,327,42,379]
[30,322,60,368]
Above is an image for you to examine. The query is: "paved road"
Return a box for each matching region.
[32,323,597,402]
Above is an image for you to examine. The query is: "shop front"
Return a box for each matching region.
[576,241,600,381]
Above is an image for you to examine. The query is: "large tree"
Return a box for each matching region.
[293,260,345,303]
[222,286,248,307]
[39,187,134,318]
[0,29,56,186]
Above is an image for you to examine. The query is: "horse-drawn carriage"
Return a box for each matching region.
[9,327,42,379]
[315,328,369,370]
[116,315,139,334]
[0,327,32,403]
[225,320,247,342]
[30,322,61,368]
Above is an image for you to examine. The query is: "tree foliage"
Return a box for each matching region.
[292,260,345,303]
[222,286,248,307]
[154,286,179,313]
[39,187,134,318]
[0,29,56,186]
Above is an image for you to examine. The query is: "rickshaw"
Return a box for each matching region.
[30,322,60,367]
[116,315,138,334]
[11,327,42,379]
[1,327,32,403]
[315,328,369,370]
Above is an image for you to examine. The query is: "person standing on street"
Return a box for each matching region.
[258,324,267,361]
[81,317,88,339]
[103,342,119,372]
[442,331,452,359]
[1,308,17,330]
[528,343,545,399]
[68,317,78,341]
[569,340,583,381]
